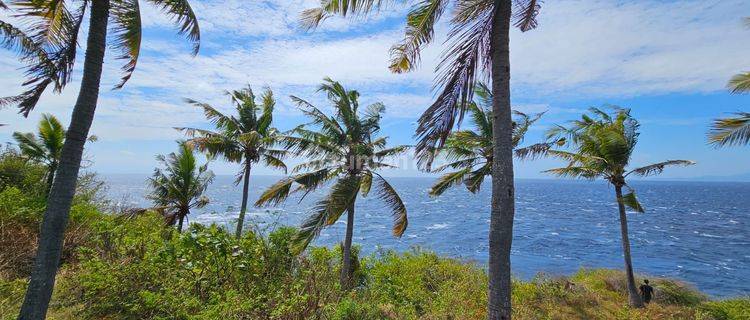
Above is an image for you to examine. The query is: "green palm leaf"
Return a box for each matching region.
[147,0,200,54]
[627,160,695,177]
[372,173,408,237]
[291,175,360,254]
[110,0,142,89]
[389,0,446,73]
[728,72,750,94]
[708,112,750,147]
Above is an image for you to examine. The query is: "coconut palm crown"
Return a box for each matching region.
[429,83,543,196]
[255,78,408,287]
[0,0,200,115]
[148,142,214,233]
[539,107,694,307]
[177,86,288,238]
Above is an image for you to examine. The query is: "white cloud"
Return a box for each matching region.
[2,0,749,175]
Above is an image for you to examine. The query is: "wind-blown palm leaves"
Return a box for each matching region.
[255,78,409,288]
[1,0,200,316]
[300,2,542,316]
[709,113,750,147]
[0,0,199,115]
[178,86,288,238]
[148,143,214,233]
[301,0,540,160]
[539,107,694,308]
[429,83,543,196]
[708,17,750,147]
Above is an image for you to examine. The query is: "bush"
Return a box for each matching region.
[700,298,750,320]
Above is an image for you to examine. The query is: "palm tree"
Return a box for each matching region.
[13,114,65,195]
[12,114,97,194]
[1,0,200,317]
[255,78,409,289]
[429,83,543,196]
[148,143,214,233]
[177,86,288,238]
[708,17,750,147]
[300,1,542,317]
[538,107,694,308]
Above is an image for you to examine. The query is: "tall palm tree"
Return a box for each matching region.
[255,78,409,289]
[429,83,543,196]
[0,0,200,317]
[12,114,96,194]
[300,1,542,317]
[538,107,694,308]
[148,143,214,233]
[708,17,750,147]
[177,86,288,238]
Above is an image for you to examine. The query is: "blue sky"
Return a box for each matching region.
[1,0,749,179]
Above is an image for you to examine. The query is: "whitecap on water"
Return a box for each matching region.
[426,223,449,230]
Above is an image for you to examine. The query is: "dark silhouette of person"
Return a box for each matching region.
[639,279,654,304]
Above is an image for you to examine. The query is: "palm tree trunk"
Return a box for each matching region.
[488,0,514,319]
[615,185,644,308]
[235,160,252,238]
[340,200,355,290]
[18,0,110,318]
[177,213,185,233]
[44,162,57,196]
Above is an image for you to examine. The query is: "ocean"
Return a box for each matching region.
[102,174,750,297]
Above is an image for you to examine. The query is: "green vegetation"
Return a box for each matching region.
[2,148,748,319]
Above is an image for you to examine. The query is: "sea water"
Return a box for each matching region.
[103,174,750,297]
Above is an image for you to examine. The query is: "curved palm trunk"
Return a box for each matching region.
[235,160,252,238]
[340,200,355,290]
[18,0,110,318]
[488,0,514,319]
[614,185,644,308]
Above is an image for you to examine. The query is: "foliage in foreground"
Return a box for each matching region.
[0,148,748,319]
[0,211,746,319]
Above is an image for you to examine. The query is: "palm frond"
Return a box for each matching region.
[708,113,750,147]
[728,72,750,94]
[184,98,239,132]
[255,169,333,207]
[619,191,644,213]
[514,142,553,160]
[372,172,408,237]
[414,4,493,168]
[627,160,695,177]
[147,0,200,54]
[299,0,389,30]
[389,0,446,73]
[543,166,601,180]
[429,167,471,196]
[110,0,142,89]
[464,162,490,193]
[512,0,540,32]
[291,175,360,254]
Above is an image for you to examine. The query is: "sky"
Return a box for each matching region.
[1,0,749,180]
